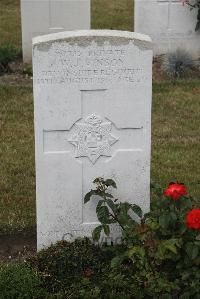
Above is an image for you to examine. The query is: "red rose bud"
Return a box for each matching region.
[187,209,200,230]
[164,183,187,200]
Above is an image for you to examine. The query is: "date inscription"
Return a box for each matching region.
[35,44,148,85]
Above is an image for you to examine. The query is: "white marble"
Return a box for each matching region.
[135,0,200,56]
[21,0,90,63]
[33,30,153,250]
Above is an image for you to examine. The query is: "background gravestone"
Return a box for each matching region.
[135,0,200,55]
[33,30,153,250]
[21,0,90,63]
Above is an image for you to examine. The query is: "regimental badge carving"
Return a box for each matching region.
[68,114,118,164]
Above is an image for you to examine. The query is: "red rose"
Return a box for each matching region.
[187,209,200,230]
[164,183,187,200]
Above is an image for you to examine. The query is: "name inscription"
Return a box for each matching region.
[35,43,148,85]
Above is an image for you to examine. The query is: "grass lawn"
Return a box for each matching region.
[0,0,134,49]
[0,82,200,233]
[151,81,200,201]
[0,0,21,49]
[0,86,35,233]
[92,0,134,31]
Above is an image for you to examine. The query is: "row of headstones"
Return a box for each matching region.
[21,0,200,63]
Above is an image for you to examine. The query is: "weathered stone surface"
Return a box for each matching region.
[33,30,153,250]
[135,0,200,56]
[21,0,90,63]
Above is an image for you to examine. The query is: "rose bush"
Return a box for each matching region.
[7,179,199,298]
[85,178,200,298]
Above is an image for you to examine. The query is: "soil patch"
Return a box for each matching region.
[0,58,32,87]
[0,73,32,87]
[0,232,37,262]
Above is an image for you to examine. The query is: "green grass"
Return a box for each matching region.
[152,81,200,202]
[0,86,35,233]
[0,82,199,233]
[91,0,134,31]
[0,0,21,49]
[0,0,134,50]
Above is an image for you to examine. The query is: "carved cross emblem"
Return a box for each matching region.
[68,114,118,164]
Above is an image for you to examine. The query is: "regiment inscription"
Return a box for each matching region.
[34,42,149,85]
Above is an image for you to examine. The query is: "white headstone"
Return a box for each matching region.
[135,0,200,56]
[33,30,153,250]
[21,0,91,63]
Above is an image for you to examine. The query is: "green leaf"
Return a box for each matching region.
[120,202,132,214]
[131,204,143,218]
[163,240,177,254]
[169,211,177,222]
[159,214,170,229]
[96,201,105,214]
[178,224,187,235]
[179,197,192,210]
[185,243,199,260]
[84,190,97,204]
[146,218,159,231]
[111,254,126,268]
[104,179,117,189]
[97,205,110,224]
[128,246,145,258]
[92,225,103,241]
[105,198,116,212]
[103,224,110,236]
[96,200,104,210]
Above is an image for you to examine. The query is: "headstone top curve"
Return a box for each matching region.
[32,30,152,46]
